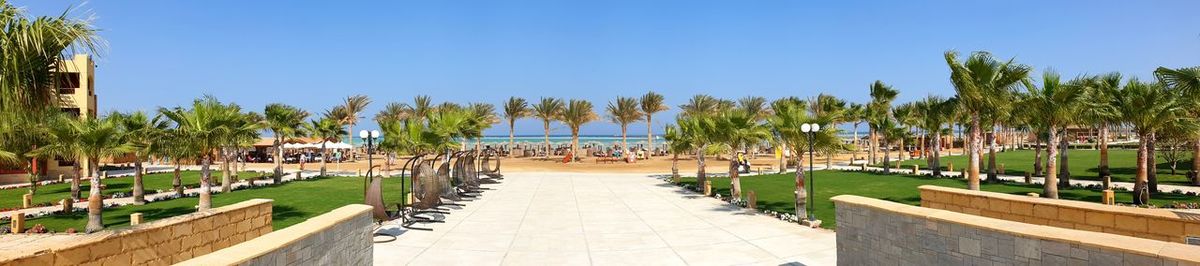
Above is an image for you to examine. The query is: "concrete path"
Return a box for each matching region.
[372,172,837,266]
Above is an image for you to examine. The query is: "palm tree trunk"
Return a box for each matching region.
[794,154,807,220]
[173,162,183,196]
[1134,135,1151,205]
[1099,124,1111,180]
[1045,130,1060,199]
[851,124,859,164]
[543,121,551,159]
[671,153,679,180]
[883,142,891,174]
[647,118,654,159]
[274,137,283,183]
[133,152,146,204]
[221,148,232,193]
[730,151,741,198]
[71,163,82,201]
[986,132,997,182]
[199,155,213,211]
[1192,140,1200,186]
[868,128,877,164]
[1033,140,1043,176]
[932,132,942,176]
[967,114,982,190]
[1059,137,1071,187]
[508,121,515,158]
[320,144,329,177]
[621,125,628,155]
[85,158,104,233]
[571,130,580,163]
[1148,132,1158,193]
[697,145,707,189]
[777,141,786,174]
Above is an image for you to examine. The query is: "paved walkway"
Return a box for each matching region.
[372,172,837,266]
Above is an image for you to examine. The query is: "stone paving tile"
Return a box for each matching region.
[372,172,837,265]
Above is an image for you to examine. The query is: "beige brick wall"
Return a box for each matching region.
[919,185,1200,244]
[179,204,373,266]
[0,199,273,265]
[834,195,1200,265]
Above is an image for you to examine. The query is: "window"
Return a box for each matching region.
[61,108,80,118]
[57,72,80,94]
[56,156,76,166]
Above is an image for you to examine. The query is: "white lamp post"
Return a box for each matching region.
[800,123,820,222]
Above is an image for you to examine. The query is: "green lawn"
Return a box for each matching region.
[679,170,1200,229]
[1,170,260,210]
[885,149,1195,185]
[2,176,410,232]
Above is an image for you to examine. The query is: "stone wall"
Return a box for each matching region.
[0,199,273,265]
[179,204,374,266]
[833,195,1200,265]
[919,185,1200,243]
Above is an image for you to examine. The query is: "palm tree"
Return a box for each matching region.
[662,123,696,181]
[30,113,86,200]
[223,111,262,187]
[845,103,866,164]
[334,95,371,148]
[680,94,720,117]
[1080,73,1123,185]
[809,94,847,167]
[531,97,564,158]
[607,97,643,153]
[264,103,309,183]
[466,102,498,150]
[113,111,168,204]
[767,97,837,220]
[160,96,243,211]
[305,117,347,176]
[673,114,715,187]
[944,50,1032,190]
[1115,79,1194,204]
[867,81,899,165]
[1155,67,1200,184]
[876,117,906,173]
[38,115,132,233]
[503,97,530,155]
[640,92,668,158]
[1018,70,1085,199]
[374,102,411,124]
[713,110,771,198]
[916,96,956,176]
[560,99,597,163]
[0,1,101,116]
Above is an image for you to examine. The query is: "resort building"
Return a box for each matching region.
[0,54,98,185]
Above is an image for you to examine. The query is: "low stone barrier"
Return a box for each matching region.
[179,204,374,266]
[919,185,1200,243]
[833,195,1200,265]
[0,199,273,265]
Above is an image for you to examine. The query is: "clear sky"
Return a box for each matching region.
[17,1,1200,136]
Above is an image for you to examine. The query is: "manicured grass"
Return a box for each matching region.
[885,149,1195,185]
[2,176,410,232]
[679,170,1200,229]
[1,170,259,210]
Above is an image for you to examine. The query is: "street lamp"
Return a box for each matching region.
[800,123,820,222]
[360,130,380,192]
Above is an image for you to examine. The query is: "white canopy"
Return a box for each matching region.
[282,141,352,149]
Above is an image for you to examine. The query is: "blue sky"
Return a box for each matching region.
[18,1,1200,136]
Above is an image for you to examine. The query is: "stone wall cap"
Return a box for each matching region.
[916,185,1193,221]
[833,194,1200,263]
[178,204,373,266]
